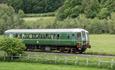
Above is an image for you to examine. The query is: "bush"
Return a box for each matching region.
[55,14,115,34]
[0,36,26,57]
[18,9,25,17]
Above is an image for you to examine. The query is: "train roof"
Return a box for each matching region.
[5,28,88,34]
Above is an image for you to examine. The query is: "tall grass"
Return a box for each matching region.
[0,62,108,70]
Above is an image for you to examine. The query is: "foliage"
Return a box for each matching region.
[57,0,115,20]
[0,4,24,34]
[23,17,56,29]
[23,13,115,34]
[0,37,26,56]
[18,9,25,17]
[7,0,64,13]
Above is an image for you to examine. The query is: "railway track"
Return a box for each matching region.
[27,51,115,58]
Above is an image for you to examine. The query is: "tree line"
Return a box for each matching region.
[7,0,64,13]
[57,0,115,20]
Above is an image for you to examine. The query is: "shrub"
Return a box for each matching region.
[0,36,26,57]
[18,9,25,17]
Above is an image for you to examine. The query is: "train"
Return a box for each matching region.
[5,28,91,53]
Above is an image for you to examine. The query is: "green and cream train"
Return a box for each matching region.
[5,28,91,53]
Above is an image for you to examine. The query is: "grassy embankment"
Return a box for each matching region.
[0,62,108,70]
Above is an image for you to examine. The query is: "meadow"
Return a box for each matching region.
[86,34,115,55]
[0,62,108,70]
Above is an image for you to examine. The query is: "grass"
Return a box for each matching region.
[0,62,108,70]
[86,34,115,55]
[23,16,55,22]
[24,12,55,17]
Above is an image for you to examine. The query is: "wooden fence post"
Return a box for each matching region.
[86,58,89,66]
[3,54,6,61]
[111,59,114,69]
[19,54,21,59]
[75,56,78,65]
[11,56,13,60]
[54,56,57,64]
[64,57,67,64]
[27,55,30,60]
[98,59,101,67]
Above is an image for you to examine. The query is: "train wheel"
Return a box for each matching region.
[78,48,86,54]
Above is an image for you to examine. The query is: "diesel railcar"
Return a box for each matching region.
[5,28,91,53]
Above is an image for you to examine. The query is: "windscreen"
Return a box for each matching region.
[82,31,86,41]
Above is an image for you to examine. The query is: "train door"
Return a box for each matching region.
[77,32,82,42]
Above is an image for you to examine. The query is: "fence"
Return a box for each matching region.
[1,53,115,69]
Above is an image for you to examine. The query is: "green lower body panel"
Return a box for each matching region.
[22,39,76,46]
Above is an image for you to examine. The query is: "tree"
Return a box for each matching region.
[0,37,26,57]
[0,4,23,34]
[7,0,64,13]
[57,0,115,20]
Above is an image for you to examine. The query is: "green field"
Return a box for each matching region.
[86,34,115,55]
[23,16,55,22]
[0,62,108,70]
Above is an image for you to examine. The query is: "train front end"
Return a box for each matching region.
[76,30,91,53]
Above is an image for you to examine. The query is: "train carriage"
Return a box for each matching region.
[5,28,91,53]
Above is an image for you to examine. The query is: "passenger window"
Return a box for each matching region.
[57,34,59,39]
[72,34,74,36]
[9,34,13,38]
[36,34,39,38]
[33,34,36,39]
[29,34,32,39]
[68,35,70,39]
[15,34,18,38]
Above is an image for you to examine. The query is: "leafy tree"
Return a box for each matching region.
[0,4,23,34]
[57,0,115,20]
[0,37,26,57]
[7,0,64,13]
[18,9,25,17]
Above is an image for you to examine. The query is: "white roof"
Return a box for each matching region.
[5,28,88,34]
